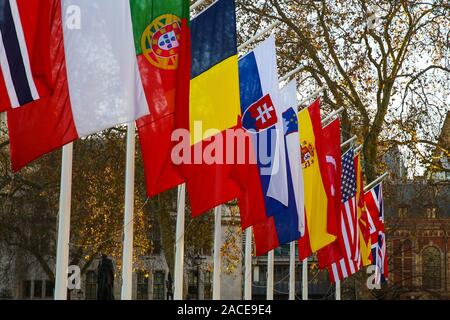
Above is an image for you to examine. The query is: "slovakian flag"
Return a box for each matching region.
[135,0,189,197]
[239,36,303,256]
[6,0,162,171]
[0,0,53,112]
[298,99,337,259]
[365,182,388,283]
[174,0,266,229]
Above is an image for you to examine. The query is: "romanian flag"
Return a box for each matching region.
[298,100,337,259]
[135,0,190,196]
[175,0,266,229]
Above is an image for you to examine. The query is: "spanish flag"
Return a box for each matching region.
[298,100,337,258]
[175,0,266,228]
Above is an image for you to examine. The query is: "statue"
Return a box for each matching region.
[97,254,115,300]
[166,272,174,300]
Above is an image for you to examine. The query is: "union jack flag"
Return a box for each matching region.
[365,183,388,284]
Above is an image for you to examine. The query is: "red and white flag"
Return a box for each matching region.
[4,0,152,171]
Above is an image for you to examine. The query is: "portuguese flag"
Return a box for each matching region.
[131,0,190,196]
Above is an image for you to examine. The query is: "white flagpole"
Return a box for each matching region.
[238,21,282,52]
[174,183,186,300]
[244,227,252,300]
[54,143,74,300]
[336,280,341,300]
[121,122,136,300]
[302,258,308,300]
[212,205,222,300]
[267,250,274,300]
[289,241,296,300]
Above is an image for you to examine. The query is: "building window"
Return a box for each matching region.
[187,270,198,300]
[23,280,31,299]
[204,271,212,300]
[45,281,54,298]
[33,280,42,298]
[136,271,149,300]
[392,239,414,287]
[398,207,408,219]
[152,271,165,300]
[422,246,441,290]
[425,207,438,219]
[85,271,97,300]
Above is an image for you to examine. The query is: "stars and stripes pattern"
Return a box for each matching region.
[340,148,358,261]
[327,148,362,283]
[0,0,40,109]
[365,183,388,284]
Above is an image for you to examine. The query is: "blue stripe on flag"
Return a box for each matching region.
[190,0,237,79]
[0,0,33,105]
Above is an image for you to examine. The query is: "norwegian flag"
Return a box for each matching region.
[365,183,388,284]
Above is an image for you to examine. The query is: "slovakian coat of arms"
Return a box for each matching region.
[141,14,182,70]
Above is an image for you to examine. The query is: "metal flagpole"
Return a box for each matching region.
[341,136,357,149]
[289,241,296,300]
[280,65,304,83]
[267,250,274,300]
[322,106,345,124]
[190,0,209,11]
[336,280,341,300]
[238,21,282,52]
[244,227,252,300]
[121,122,136,300]
[297,87,326,109]
[364,172,389,192]
[174,183,186,300]
[54,143,74,300]
[212,205,222,300]
[355,144,363,154]
[302,258,308,300]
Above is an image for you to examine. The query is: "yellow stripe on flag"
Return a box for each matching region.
[298,108,336,252]
[356,155,372,266]
[189,55,241,145]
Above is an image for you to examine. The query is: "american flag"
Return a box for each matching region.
[365,183,388,284]
[327,148,361,282]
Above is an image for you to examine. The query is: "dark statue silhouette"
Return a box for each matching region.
[97,254,115,300]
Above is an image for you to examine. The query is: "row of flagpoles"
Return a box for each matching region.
[48,0,389,301]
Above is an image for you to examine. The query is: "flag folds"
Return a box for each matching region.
[135,0,190,197]
[239,36,303,255]
[365,182,388,283]
[0,0,53,111]
[298,99,336,259]
[176,0,266,229]
[7,0,152,171]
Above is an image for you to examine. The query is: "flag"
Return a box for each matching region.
[298,99,336,259]
[355,153,373,267]
[134,0,189,196]
[317,118,342,268]
[7,0,154,171]
[365,182,388,283]
[325,148,362,283]
[175,0,267,229]
[328,257,361,283]
[280,81,305,238]
[0,0,53,111]
[239,36,302,256]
